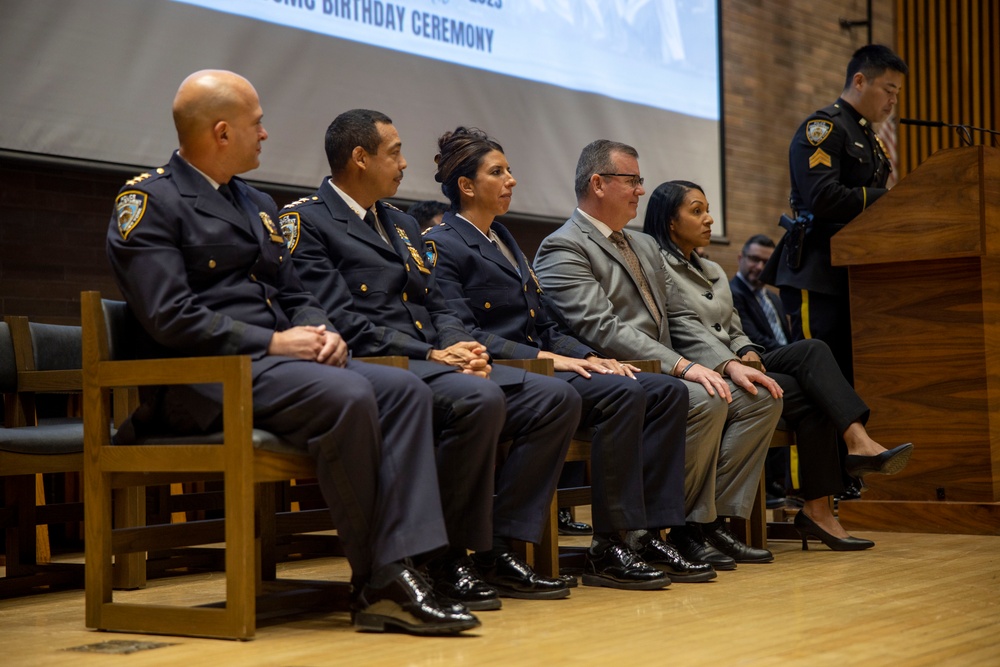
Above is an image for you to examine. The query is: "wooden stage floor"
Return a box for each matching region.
[1,529,998,667]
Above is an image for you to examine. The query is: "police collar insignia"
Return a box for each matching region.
[115,190,148,239]
[278,212,300,252]
[806,120,833,146]
[394,225,411,245]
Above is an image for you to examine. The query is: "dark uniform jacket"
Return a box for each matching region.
[281,180,526,385]
[106,152,332,426]
[423,212,595,361]
[767,99,892,296]
[729,274,797,353]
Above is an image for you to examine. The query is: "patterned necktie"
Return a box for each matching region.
[609,231,661,327]
[756,289,788,346]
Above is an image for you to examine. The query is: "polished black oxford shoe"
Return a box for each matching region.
[637,537,717,583]
[703,520,774,564]
[845,442,913,479]
[558,508,594,536]
[353,565,481,635]
[429,556,502,611]
[666,525,736,571]
[474,551,570,600]
[582,543,671,590]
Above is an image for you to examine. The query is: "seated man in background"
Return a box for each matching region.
[533,140,782,570]
[106,70,478,635]
[407,199,449,230]
[281,109,580,604]
[731,234,799,507]
[730,235,798,354]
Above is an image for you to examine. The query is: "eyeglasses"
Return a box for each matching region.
[744,254,769,265]
[598,173,644,188]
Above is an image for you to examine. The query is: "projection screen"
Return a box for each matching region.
[0,0,723,227]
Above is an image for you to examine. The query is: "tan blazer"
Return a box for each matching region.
[534,210,688,372]
[658,248,762,371]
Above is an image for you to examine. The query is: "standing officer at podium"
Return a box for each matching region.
[765,44,908,385]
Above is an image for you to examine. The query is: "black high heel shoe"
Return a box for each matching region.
[793,511,875,551]
[845,442,913,479]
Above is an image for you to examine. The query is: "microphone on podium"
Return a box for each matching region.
[898,118,1000,147]
[898,118,946,128]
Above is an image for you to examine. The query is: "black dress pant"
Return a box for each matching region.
[763,339,869,500]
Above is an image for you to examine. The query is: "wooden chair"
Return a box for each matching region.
[0,316,85,597]
[81,291,357,640]
[731,421,797,550]
[494,358,660,577]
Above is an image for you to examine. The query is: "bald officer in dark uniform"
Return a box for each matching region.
[766,44,907,384]
[281,109,580,603]
[106,71,478,636]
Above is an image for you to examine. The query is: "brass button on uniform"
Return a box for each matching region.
[250,274,257,281]
[484,302,491,309]
[266,298,272,307]
[415,320,423,330]
[403,293,409,301]
[360,284,368,292]
[530,309,535,317]
[208,259,217,269]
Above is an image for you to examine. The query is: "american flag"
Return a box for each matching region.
[878,115,900,188]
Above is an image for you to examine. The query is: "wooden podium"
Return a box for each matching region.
[831,145,1000,535]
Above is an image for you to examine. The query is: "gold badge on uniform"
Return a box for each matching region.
[424,240,438,268]
[407,246,431,274]
[806,120,833,146]
[278,212,301,253]
[115,190,148,239]
[809,147,832,169]
[259,212,284,244]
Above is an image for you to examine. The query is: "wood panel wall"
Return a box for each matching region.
[895,0,1000,177]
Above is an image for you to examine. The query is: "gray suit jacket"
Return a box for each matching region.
[534,210,689,372]
[658,248,762,370]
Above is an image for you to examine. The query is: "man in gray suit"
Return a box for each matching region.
[534,140,783,569]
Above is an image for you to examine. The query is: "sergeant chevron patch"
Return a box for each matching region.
[808,148,832,169]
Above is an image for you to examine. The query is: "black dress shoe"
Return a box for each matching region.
[703,520,774,564]
[557,573,579,588]
[666,525,736,571]
[474,552,570,600]
[636,537,717,583]
[845,443,913,479]
[765,480,787,509]
[794,511,875,552]
[558,508,593,536]
[353,565,481,635]
[428,556,501,611]
[582,543,672,590]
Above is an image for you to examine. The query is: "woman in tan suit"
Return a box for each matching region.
[642,180,912,551]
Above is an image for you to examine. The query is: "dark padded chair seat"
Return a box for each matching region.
[0,421,83,455]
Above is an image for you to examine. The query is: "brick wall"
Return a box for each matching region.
[716,0,895,271]
[0,0,897,323]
